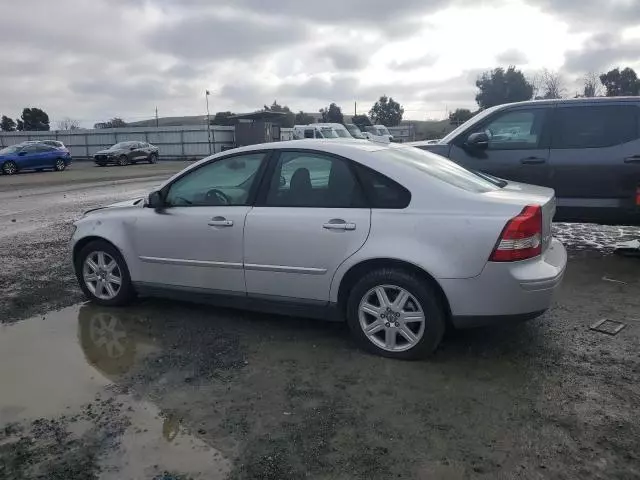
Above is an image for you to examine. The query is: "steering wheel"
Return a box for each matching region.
[204,188,231,205]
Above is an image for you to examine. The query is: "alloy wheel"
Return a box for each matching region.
[358,284,426,352]
[55,159,66,171]
[83,251,122,300]
[3,161,17,175]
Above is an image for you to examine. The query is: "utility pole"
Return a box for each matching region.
[155,107,159,128]
[354,101,357,117]
[205,90,212,155]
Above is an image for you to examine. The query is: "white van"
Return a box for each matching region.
[292,125,340,140]
[363,125,394,143]
[314,123,354,139]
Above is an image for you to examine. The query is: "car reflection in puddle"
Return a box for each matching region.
[0,304,230,480]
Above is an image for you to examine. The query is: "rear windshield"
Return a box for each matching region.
[374,146,499,193]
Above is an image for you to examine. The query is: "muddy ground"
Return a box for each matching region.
[1,163,639,479]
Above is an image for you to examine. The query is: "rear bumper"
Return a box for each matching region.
[441,238,567,329]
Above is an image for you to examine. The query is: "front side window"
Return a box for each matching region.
[165,153,266,207]
[265,151,365,208]
[552,105,639,149]
[476,108,547,150]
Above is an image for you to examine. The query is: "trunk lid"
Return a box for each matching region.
[483,181,556,251]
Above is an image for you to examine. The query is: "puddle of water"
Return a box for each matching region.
[0,304,231,479]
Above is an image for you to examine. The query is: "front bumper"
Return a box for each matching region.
[441,238,567,328]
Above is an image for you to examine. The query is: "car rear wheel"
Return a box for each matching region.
[75,240,136,306]
[54,158,66,171]
[117,155,130,166]
[346,268,445,359]
[2,160,17,175]
[148,153,158,164]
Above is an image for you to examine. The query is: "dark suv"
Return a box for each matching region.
[412,97,640,226]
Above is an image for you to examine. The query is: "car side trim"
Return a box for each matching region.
[244,263,327,275]
[139,256,243,269]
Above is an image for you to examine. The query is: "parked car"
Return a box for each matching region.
[292,125,340,140]
[71,140,566,359]
[0,142,72,175]
[19,139,67,149]
[94,141,159,166]
[363,125,394,143]
[314,123,355,139]
[410,97,640,226]
[344,123,368,139]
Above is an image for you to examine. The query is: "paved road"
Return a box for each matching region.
[0,164,639,479]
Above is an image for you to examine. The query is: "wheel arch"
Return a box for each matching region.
[336,258,452,325]
[73,236,124,269]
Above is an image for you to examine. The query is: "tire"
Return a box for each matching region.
[75,239,136,306]
[148,153,158,164]
[54,158,66,171]
[346,268,445,360]
[117,155,130,166]
[2,160,18,175]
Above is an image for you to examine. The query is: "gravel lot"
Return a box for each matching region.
[1,163,639,479]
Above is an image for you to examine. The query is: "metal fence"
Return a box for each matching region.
[388,125,416,143]
[0,125,236,160]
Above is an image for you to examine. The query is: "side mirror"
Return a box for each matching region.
[130,146,136,151]
[18,151,27,156]
[466,132,489,149]
[148,191,164,209]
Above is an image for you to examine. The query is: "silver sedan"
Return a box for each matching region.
[71,140,567,359]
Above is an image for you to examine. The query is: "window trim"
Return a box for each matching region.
[549,104,640,150]
[158,149,275,208]
[254,148,394,209]
[452,105,554,151]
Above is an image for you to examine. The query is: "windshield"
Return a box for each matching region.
[377,126,391,136]
[0,145,21,155]
[111,142,134,149]
[333,127,351,138]
[374,146,499,193]
[345,124,366,139]
[320,127,339,138]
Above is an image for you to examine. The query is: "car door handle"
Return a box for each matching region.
[520,157,546,165]
[208,217,233,227]
[323,220,356,231]
[624,155,640,164]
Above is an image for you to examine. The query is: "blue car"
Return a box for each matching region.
[0,142,72,175]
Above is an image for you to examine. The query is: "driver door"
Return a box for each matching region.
[132,152,268,293]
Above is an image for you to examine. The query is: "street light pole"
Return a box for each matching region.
[205,90,212,155]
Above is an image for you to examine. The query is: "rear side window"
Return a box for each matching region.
[375,147,499,193]
[355,165,411,209]
[552,105,639,149]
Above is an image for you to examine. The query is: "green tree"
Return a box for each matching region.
[599,67,640,97]
[319,103,344,123]
[351,114,372,130]
[264,101,295,128]
[294,111,315,124]
[369,96,404,126]
[21,107,50,131]
[94,117,127,129]
[16,119,24,131]
[1,115,16,132]
[211,111,235,126]
[448,108,474,126]
[475,66,534,109]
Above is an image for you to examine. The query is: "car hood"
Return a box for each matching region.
[83,197,145,215]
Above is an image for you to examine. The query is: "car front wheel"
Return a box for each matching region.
[75,240,136,306]
[2,160,18,175]
[346,268,445,359]
[148,153,158,164]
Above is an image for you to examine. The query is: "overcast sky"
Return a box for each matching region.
[2,0,639,127]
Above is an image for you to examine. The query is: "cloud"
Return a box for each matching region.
[564,33,640,74]
[319,46,368,71]
[389,54,438,71]
[528,0,640,31]
[496,49,528,65]
[146,13,309,60]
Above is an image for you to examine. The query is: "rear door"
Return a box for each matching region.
[448,105,552,187]
[548,102,640,223]
[243,150,371,302]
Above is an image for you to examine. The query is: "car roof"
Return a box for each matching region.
[492,96,640,109]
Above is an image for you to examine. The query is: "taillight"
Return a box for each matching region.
[490,205,542,262]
